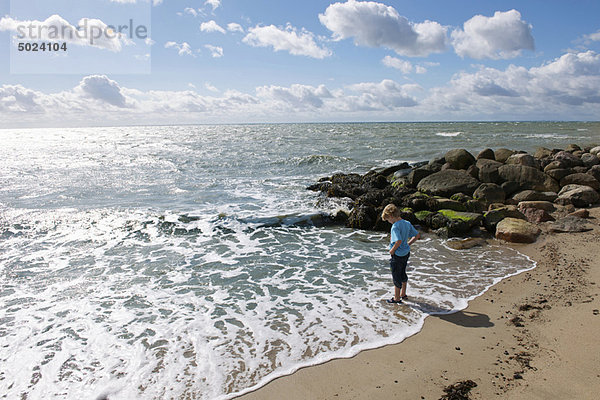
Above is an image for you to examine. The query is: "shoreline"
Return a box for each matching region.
[236,207,600,400]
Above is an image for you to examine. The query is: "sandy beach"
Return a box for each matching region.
[237,206,600,400]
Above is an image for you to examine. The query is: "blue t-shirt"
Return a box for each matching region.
[389,219,418,256]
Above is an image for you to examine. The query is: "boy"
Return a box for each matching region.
[381,204,420,304]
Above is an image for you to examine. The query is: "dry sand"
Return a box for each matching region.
[237,207,600,400]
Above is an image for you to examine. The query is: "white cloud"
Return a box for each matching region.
[256,84,333,109]
[425,51,600,119]
[183,8,201,17]
[582,30,600,43]
[205,82,219,92]
[243,24,331,59]
[165,41,193,56]
[200,20,226,34]
[227,23,244,33]
[205,44,224,58]
[319,0,447,57]
[205,0,221,11]
[451,9,534,59]
[75,75,131,108]
[0,14,130,52]
[3,51,600,127]
[382,56,413,74]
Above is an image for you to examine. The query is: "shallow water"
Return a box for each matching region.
[1,122,597,399]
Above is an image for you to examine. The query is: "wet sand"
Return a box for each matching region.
[237,207,600,399]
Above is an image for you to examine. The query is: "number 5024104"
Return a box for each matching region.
[18,42,67,52]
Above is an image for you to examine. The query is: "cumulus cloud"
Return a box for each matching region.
[451,9,534,59]
[243,24,331,59]
[165,41,193,56]
[205,44,224,58]
[75,75,131,108]
[382,56,413,74]
[256,84,333,109]
[200,20,226,34]
[319,0,447,57]
[343,80,419,110]
[0,14,130,52]
[227,23,244,33]
[205,0,221,11]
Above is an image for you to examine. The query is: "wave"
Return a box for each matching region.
[436,132,462,137]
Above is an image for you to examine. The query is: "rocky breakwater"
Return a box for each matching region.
[308,144,600,243]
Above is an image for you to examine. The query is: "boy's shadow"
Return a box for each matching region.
[408,300,494,328]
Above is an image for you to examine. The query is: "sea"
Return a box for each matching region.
[1,122,598,399]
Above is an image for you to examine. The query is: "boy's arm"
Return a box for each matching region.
[389,240,401,255]
[407,232,420,246]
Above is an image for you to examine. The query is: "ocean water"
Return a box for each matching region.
[1,122,598,399]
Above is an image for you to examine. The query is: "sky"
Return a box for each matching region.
[1,0,600,127]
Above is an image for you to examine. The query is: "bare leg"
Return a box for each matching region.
[400,281,407,298]
[395,285,401,301]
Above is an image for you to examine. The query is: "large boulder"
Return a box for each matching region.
[498,164,559,192]
[495,218,541,243]
[417,170,481,197]
[476,159,504,183]
[521,208,555,224]
[495,148,516,163]
[543,160,564,172]
[407,166,436,187]
[554,151,583,168]
[445,149,476,170]
[473,183,505,204]
[437,209,483,236]
[517,201,556,212]
[511,190,558,202]
[588,165,600,182]
[506,154,538,168]
[550,216,593,233]
[590,146,600,156]
[534,147,554,159]
[560,173,600,190]
[483,206,526,233]
[477,148,495,160]
[581,153,600,168]
[556,185,600,207]
[347,204,378,230]
[545,168,571,182]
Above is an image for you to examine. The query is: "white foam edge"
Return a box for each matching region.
[222,251,537,400]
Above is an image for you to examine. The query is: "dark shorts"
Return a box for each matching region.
[390,253,410,288]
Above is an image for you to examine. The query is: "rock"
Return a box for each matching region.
[556,184,600,207]
[466,164,479,179]
[495,218,541,243]
[565,144,582,153]
[414,210,433,223]
[569,209,590,218]
[407,166,436,187]
[581,153,600,168]
[476,159,504,183]
[445,149,476,170]
[545,168,571,182]
[483,206,526,233]
[417,170,481,197]
[554,151,584,168]
[473,183,505,204]
[477,148,495,160]
[498,164,559,192]
[402,192,431,211]
[376,162,411,176]
[590,146,600,156]
[450,193,472,203]
[465,199,487,213]
[429,197,468,212]
[425,212,450,229]
[437,209,483,236]
[347,204,378,230]
[517,201,556,212]
[506,153,538,168]
[501,181,521,197]
[534,147,554,159]
[521,208,555,224]
[588,165,600,182]
[446,237,487,250]
[560,173,600,190]
[393,168,413,179]
[511,190,558,202]
[495,148,516,163]
[549,216,593,233]
[543,160,565,172]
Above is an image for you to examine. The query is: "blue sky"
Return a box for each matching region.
[1,0,600,127]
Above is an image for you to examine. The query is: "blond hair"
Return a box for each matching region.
[381,203,401,220]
